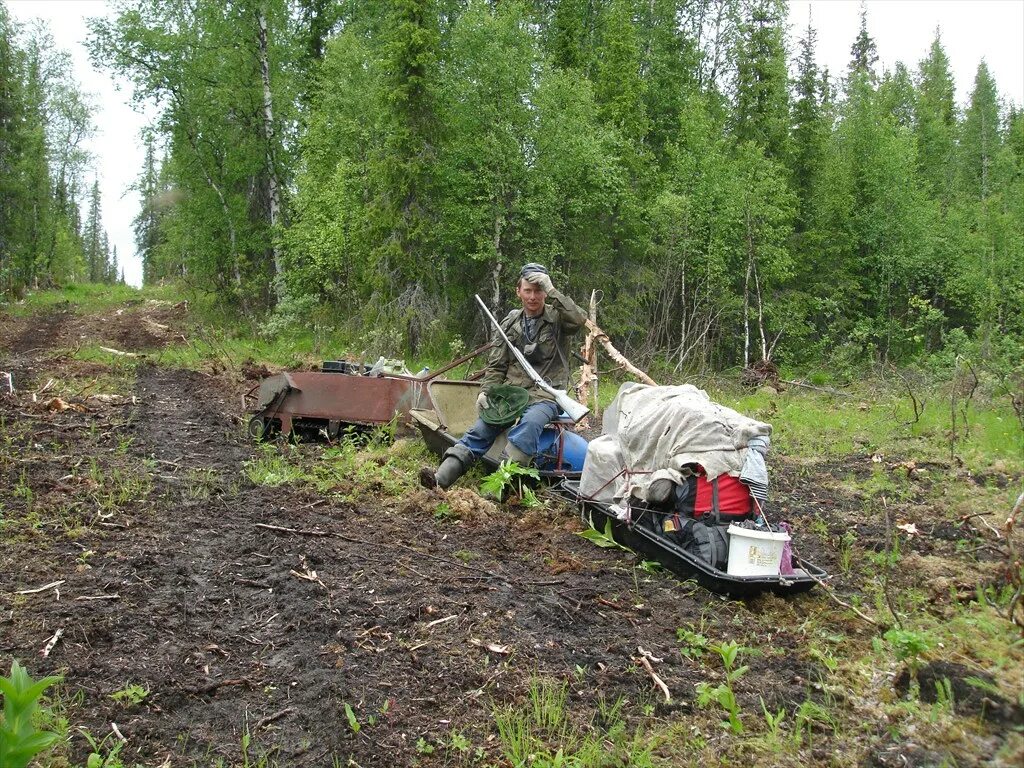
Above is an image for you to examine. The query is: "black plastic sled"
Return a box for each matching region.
[558,480,827,598]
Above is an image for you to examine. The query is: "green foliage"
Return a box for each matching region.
[81,728,126,768]
[884,628,934,667]
[792,697,836,747]
[0,660,63,768]
[25,0,1021,374]
[577,515,631,552]
[479,459,540,500]
[694,641,750,734]
[676,626,710,659]
[0,8,95,297]
[492,678,657,767]
[343,702,360,734]
[109,683,148,706]
[244,444,307,487]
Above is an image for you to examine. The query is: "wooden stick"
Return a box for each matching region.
[17,580,65,595]
[255,707,295,731]
[40,628,63,658]
[780,379,852,397]
[75,594,120,601]
[583,319,657,386]
[577,291,599,421]
[99,346,141,358]
[111,722,127,743]
[256,522,329,537]
[1005,491,1024,533]
[636,655,671,702]
[797,563,878,628]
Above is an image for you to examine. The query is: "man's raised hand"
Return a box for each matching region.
[525,270,554,294]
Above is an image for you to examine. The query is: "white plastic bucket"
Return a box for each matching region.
[726,524,790,576]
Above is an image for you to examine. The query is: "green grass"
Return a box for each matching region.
[720,387,1023,473]
[244,436,430,502]
[1,282,182,316]
[492,678,658,768]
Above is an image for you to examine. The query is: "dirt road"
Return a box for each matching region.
[1,297,1019,767]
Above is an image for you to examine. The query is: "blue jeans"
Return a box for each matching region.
[458,400,560,461]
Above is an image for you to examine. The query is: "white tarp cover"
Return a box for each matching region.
[580,383,772,503]
[577,434,624,503]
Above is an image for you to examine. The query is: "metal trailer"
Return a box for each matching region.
[246,345,491,441]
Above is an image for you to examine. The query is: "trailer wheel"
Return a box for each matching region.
[248,416,268,441]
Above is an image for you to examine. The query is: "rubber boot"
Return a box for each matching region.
[419,445,474,490]
[501,441,533,467]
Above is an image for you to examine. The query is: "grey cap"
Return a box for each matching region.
[519,262,548,279]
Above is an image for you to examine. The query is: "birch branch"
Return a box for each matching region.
[583,319,657,386]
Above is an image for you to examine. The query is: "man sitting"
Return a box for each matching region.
[420,263,587,489]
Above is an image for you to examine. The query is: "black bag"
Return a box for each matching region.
[630,475,740,571]
[671,516,731,570]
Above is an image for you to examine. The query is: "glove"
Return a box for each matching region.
[525,270,554,294]
[476,391,489,412]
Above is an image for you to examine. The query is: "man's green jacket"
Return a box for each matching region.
[480,288,588,405]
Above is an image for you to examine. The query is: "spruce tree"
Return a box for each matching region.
[914,31,957,203]
[848,3,878,82]
[732,0,791,164]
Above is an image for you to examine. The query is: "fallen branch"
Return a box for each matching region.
[75,594,120,601]
[780,379,853,398]
[111,722,127,743]
[425,614,459,629]
[583,319,657,386]
[635,654,671,702]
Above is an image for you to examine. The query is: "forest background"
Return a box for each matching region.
[1,0,1022,383]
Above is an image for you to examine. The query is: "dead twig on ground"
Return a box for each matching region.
[33,378,55,398]
[255,707,295,731]
[17,580,65,595]
[780,379,853,397]
[255,522,329,537]
[40,628,63,658]
[635,653,671,702]
[99,346,141,358]
[796,562,879,629]
[192,677,255,696]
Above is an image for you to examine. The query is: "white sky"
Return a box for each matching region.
[6,0,1024,290]
[788,0,1024,106]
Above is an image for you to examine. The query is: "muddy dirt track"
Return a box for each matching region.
[1,299,1021,767]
